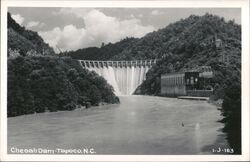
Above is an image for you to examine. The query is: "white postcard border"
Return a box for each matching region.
[1,0,249,161]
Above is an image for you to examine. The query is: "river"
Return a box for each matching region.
[8,95,228,154]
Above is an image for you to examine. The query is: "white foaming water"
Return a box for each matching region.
[86,65,149,95]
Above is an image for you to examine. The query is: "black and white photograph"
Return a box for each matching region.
[1,0,249,161]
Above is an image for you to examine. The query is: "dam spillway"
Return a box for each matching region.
[79,60,156,95]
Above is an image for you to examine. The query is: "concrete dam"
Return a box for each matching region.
[79,60,156,95]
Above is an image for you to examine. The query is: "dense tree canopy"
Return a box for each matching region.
[8,12,55,56]
[8,56,119,117]
[61,37,139,60]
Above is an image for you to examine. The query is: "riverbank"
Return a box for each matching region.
[8,102,120,119]
[208,98,223,110]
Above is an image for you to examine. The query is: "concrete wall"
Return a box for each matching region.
[186,90,213,97]
[160,85,186,96]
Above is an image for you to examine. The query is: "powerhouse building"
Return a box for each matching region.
[160,67,213,97]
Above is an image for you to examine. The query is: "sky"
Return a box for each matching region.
[8,8,241,53]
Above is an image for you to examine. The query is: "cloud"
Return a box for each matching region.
[38,22,46,28]
[54,8,91,19]
[26,21,46,29]
[138,14,143,18]
[40,9,155,52]
[12,14,24,25]
[26,21,40,28]
[151,10,163,16]
[130,14,135,18]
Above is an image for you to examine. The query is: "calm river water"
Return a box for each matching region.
[8,95,228,154]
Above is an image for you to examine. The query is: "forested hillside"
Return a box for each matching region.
[7,13,119,117]
[138,14,240,96]
[62,37,139,60]
[8,56,119,117]
[8,12,55,56]
[64,14,240,62]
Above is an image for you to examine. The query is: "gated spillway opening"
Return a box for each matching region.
[79,60,157,95]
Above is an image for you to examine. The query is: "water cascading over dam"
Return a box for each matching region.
[79,60,156,95]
